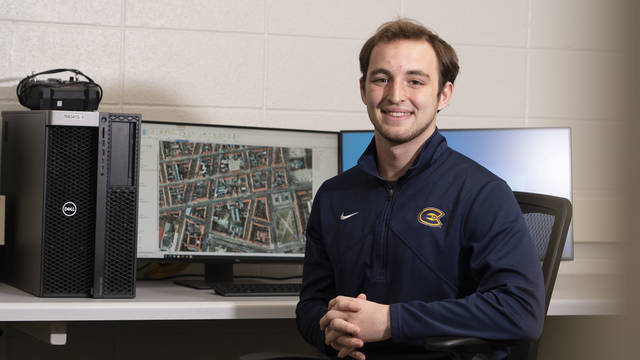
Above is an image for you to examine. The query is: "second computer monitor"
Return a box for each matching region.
[137,122,338,270]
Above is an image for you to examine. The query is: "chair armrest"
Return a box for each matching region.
[424,336,521,354]
[425,336,491,353]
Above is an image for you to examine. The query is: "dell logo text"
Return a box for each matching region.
[62,202,77,217]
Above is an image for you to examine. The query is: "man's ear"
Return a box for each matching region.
[437,81,454,111]
[360,77,366,104]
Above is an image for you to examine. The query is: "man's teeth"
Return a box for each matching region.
[388,111,410,117]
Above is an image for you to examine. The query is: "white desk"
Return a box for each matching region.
[0,274,622,345]
[0,281,296,322]
[548,273,622,316]
[0,281,298,345]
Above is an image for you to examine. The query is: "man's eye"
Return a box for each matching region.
[409,80,424,86]
[372,78,388,84]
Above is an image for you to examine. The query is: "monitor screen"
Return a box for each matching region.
[137,122,338,266]
[339,128,574,260]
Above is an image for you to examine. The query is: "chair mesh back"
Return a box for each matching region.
[515,191,572,318]
[522,212,555,261]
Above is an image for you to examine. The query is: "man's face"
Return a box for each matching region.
[361,39,452,146]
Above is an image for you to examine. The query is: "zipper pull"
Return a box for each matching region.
[387,182,394,201]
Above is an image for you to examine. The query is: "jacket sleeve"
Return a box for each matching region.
[389,180,546,346]
[295,185,338,355]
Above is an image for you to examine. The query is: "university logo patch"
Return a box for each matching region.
[418,207,445,227]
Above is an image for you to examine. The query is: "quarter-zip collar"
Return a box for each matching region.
[357,128,448,182]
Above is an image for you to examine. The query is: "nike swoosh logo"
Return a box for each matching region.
[340,212,359,220]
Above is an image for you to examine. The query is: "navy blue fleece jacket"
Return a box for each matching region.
[295,130,545,359]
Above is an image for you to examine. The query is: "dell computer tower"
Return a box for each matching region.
[1,110,140,298]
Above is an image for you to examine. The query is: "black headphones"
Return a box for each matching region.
[16,68,103,110]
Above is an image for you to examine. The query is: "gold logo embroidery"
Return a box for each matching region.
[418,207,445,227]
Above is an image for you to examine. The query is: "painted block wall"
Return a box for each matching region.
[0,0,635,287]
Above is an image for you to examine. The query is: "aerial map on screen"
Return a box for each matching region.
[157,141,313,255]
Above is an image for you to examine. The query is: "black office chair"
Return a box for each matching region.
[424,191,573,360]
[242,191,572,360]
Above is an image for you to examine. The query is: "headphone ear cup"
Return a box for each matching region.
[16,78,32,108]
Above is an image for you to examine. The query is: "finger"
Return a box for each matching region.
[324,320,359,343]
[324,325,340,345]
[330,317,360,336]
[324,329,338,345]
[328,295,360,310]
[356,293,367,300]
[320,311,359,334]
[335,334,364,349]
[328,295,347,307]
[319,313,330,331]
[319,309,341,330]
[320,310,340,331]
[328,341,350,357]
[327,296,343,309]
[324,325,348,344]
[337,347,353,358]
[348,350,366,360]
[329,297,361,312]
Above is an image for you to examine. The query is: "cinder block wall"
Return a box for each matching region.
[1,0,634,277]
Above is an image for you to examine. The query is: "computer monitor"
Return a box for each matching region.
[137,121,338,286]
[339,128,574,260]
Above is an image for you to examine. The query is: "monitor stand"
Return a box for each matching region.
[174,263,233,290]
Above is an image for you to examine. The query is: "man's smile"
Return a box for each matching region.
[381,108,414,119]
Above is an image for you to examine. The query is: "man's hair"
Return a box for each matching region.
[359,18,459,94]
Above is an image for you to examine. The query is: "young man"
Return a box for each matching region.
[296,19,545,360]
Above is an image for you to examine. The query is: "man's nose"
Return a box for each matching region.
[386,80,405,103]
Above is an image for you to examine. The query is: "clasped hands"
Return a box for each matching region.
[319,294,391,360]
